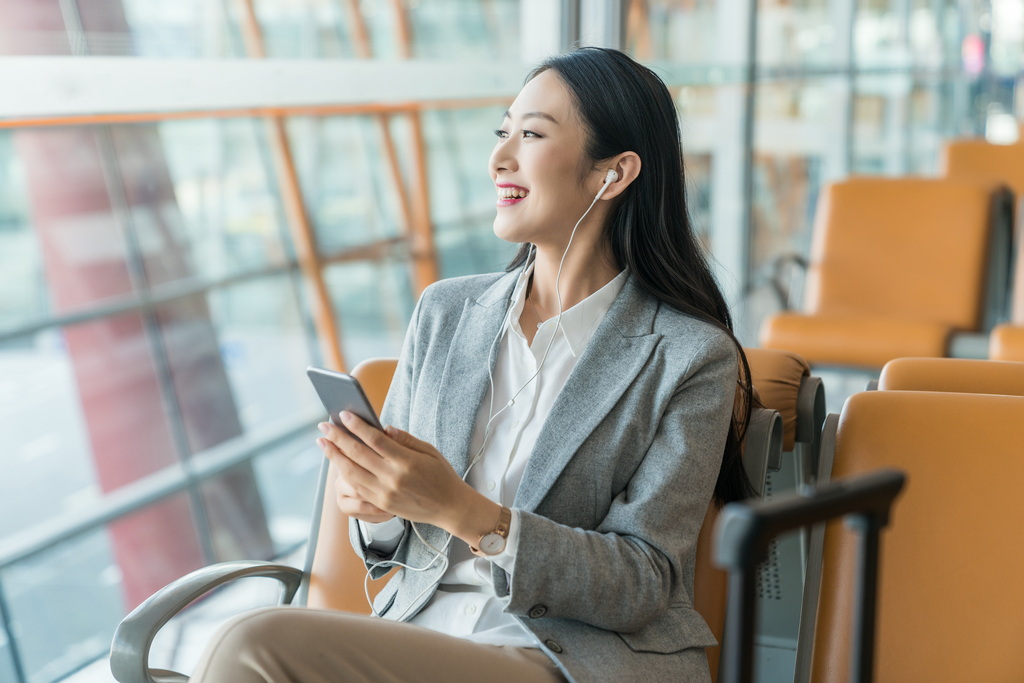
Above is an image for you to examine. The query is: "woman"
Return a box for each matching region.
[192,47,751,683]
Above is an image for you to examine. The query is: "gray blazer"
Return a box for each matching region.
[349,266,737,683]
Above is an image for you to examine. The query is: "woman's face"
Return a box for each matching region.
[488,70,602,248]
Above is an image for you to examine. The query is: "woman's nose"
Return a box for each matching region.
[489,136,518,176]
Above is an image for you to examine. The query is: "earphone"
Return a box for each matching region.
[361,168,619,619]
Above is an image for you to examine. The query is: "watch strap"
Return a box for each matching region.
[470,505,512,554]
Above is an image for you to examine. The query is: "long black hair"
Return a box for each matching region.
[508,47,754,505]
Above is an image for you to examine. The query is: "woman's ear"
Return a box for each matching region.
[598,152,641,201]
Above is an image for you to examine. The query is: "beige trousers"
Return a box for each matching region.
[190,606,568,683]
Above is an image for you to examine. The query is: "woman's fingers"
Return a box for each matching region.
[318,417,468,529]
[333,471,366,500]
[335,493,392,523]
[337,412,395,455]
[318,420,389,477]
[318,437,378,495]
[384,425,436,455]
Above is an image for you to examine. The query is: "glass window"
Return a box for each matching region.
[677,85,721,246]
[254,0,394,58]
[2,127,140,322]
[287,115,405,254]
[0,494,204,683]
[248,432,324,555]
[0,620,18,683]
[204,276,320,434]
[627,0,718,64]
[757,0,845,69]
[149,119,293,285]
[251,0,521,60]
[422,106,513,278]
[0,313,180,536]
[409,0,520,60]
[0,131,46,327]
[120,0,243,58]
[324,259,415,366]
[0,0,75,57]
[684,152,714,249]
[750,79,831,275]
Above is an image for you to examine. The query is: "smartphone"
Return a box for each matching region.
[306,366,385,440]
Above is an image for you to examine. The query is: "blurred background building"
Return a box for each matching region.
[0,1,1019,682]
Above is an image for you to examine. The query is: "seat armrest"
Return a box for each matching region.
[766,251,809,310]
[744,408,783,486]
[110,561,303,683]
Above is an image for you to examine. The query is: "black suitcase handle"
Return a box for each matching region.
[714,468,906,683]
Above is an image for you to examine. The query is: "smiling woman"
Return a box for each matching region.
[187,48,752,683]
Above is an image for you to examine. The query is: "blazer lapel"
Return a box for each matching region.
[434,269,520,476]
[513,277,662,512]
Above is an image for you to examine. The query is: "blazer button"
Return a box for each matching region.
[529,605,547,619]
[544,639,563,654]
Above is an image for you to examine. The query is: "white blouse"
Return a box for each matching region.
[360,262,628,648]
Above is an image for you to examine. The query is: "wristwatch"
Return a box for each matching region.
[471,505,512,557]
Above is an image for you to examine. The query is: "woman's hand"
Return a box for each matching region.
[327,459,394,525]
[316,412,501,544]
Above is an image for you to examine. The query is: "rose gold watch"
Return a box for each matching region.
[470,505,512,557]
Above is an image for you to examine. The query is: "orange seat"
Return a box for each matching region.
[307,358,399,613]
[810,391,1024,682]
[990,324,1024,361]
[941,139,1024,362]
[943,137,1024,197]
[878,357,1024,395]
[742,348,826,680]
[762,314,950,370]
[988,208,1024,360]
[744,347,811,452]
[760,178,1007,369]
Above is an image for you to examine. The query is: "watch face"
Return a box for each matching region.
[479,533,506,555]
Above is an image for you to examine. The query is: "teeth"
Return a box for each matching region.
[498,187,528,199]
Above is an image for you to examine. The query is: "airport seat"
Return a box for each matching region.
[742,348,826,680]
[988,207,1024,361]
[943,136,1024,197]
[695,398,780,682]
[307,358,401,613]
[877,356,1024,395]
[760,178,1014,369]
[111,357,784,683]
[987,245,1024,362]
[942,138,1024,362]
[744,348,825,468]
[989,324,1024,361]
[989,253,1024,361]
[988,243,1024,361]
[809,391,1024,682]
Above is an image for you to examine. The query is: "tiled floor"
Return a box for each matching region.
[65,548,306,683]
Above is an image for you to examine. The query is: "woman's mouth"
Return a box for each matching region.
[496,184,529,207]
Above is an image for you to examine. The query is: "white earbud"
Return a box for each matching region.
[594,169,618,202]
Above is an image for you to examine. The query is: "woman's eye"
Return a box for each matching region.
[493,128,541,139]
